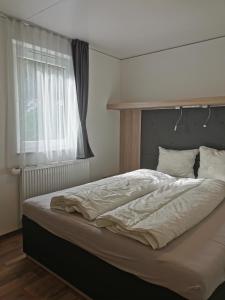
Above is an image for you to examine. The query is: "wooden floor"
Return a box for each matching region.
[0,232,86,300]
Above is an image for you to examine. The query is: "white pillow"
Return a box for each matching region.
[198,146,225,181]
[157,146,198,178]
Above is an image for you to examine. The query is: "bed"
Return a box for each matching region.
[22,106,225,300]
[23,180,225,300]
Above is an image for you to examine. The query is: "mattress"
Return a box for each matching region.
[23,187,225,300]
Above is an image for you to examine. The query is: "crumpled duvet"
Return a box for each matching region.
[96,178,225,249]
[50,169,175,220]
[50,169,225,249]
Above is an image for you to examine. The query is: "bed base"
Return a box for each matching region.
[27,255,92,300]
[22,216,225,300]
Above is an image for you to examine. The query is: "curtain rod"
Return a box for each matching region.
[0,11,120,60]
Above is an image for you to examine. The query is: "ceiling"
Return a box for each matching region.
[0,0,225,59]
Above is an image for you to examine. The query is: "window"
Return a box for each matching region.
[12,39,79,162]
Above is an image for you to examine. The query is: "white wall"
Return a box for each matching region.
[88,50,120,181]
[0,32,120,235]
[121,38,225,101]
[0,20,20,236]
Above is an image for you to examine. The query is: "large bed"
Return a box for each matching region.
[23,182,225,300]
[22,106,225,300]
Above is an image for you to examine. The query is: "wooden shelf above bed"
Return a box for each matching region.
[107,96,225,110]
[108,95,225,173]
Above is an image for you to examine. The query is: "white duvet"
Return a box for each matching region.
[50,169,175,220]
[96,178,225,249]
[50,169,225,249]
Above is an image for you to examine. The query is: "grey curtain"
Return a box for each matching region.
[71,39,94,159]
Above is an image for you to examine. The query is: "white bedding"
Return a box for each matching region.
[50,169,225,249]
[96,178,225,249]
[50,169,175,220]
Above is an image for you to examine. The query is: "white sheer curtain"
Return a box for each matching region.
[5,18,80,167]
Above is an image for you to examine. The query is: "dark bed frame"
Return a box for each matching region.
[22,216,225,300]
[23,107,225,300]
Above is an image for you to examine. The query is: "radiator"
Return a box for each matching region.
[20,160,90,201]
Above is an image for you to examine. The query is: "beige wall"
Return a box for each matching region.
[0,28,120,235]
[121,38,225,101]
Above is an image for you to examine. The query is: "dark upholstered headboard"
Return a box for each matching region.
[141,107,225,170]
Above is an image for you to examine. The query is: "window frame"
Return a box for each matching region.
[12,39,72,154]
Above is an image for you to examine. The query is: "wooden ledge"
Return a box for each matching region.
[107,96,225,110]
